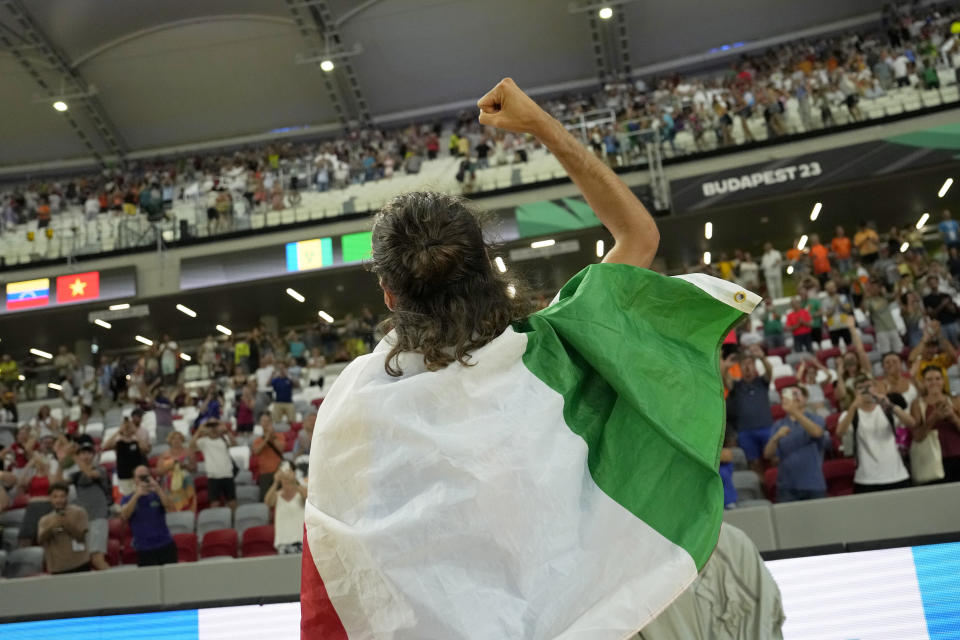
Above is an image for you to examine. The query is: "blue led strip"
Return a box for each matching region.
[912,542,960,640]
[1,609,199,640]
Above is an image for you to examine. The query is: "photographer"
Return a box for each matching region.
[62,443,112,570]
[119,464,177,566]
[103,415,150,495]
[264,463,306,554]
[37,482,90,574]
[763,385,831,502]
[836,376,914,493]
[189,419,237,511]
[252,415,286,499]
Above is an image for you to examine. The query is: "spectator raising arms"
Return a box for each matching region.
[120,465,178,567]
[252,415,286,500]
[103,415,150,495]
[63,443,112,570]
[190,420,237,511]
[264,463,306,554]
[836,376,914,493]
[764,386,831,502]
[785,296,814,353]
[723,345,774,473]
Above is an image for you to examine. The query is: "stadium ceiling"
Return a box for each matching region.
[0,0,885,169]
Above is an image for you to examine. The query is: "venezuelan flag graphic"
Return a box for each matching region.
[6,278,50,311]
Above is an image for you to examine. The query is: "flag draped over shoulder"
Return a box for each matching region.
[302,263,760,640]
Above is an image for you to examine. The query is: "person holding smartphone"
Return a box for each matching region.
[763,385,831,502]
[190,419,237,511]
[120,464,177,566]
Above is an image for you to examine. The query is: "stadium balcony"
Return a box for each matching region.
[2,77,958,271]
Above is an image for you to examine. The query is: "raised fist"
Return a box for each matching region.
[477,77,550,135]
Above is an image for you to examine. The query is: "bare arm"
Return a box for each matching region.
[836,407,857,438]
[264,478,279,508]
[120,492,142,521]
[478,78,659,268]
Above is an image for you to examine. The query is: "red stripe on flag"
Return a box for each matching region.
[55,271,100,304]
[301,527,349,640]
[7,295,49,310]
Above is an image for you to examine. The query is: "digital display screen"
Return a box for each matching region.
[3,542,959,639]
[285,237,333,272]
[341,231,372,264]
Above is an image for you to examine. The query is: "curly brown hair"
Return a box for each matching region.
[370,192,531,376]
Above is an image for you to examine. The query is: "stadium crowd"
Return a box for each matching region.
[0,310,381,575]
[705,208,960,507]
[2,2,960,235]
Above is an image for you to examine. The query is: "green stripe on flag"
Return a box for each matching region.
[518,264,745,569]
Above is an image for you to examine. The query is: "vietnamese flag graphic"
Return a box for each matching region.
[55,271,100,304]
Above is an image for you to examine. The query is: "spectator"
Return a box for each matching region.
[822,280,853,347]
[739,252,760,290]
[159,334,178,385]
[831,226,853,273]
[189,420,236,511]
[1,425,35,469]
[264,463,306,554]
[923,275,960,347]
[235,386,256,445]
[836,376,913,493]
[911,366,960,483]
[939,209,960,250]
[864,281,903,353]
[287,330,307,364]
[763,386,830,501]
[252,415,286,499]
[0,354,19,388]
[120,465,178,566]
[294,411,316,457]
[103,415,150,495]
[153,388,175,444]
[795,358,834,417]
[159,431,194,471]
[833,318,873,409]
[762,304,785,349]
[160,457,197,512]
[909,321,957,393]
[254,354,275,418]
[880,351,919,408]
[808,234,831,284]
[17,453,56,546]
[718,430,738,508]
[761,243,783,299]
[723,345,773,473]
[785,296,814,353]
[901,290,926,348]
[193,384,222,430]
[270,364,297,424]
[63,443,111,570]
[801,283,823,342]
[32,405,61,439]
[854,221,880,265]
[37,482,90,574]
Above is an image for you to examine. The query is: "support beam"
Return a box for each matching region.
[284,0,348,127]
[3,0,127,163]
[309,0,372,126]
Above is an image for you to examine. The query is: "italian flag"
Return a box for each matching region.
[302,263,759,639]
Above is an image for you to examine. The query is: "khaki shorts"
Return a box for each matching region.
[86,517,109,554]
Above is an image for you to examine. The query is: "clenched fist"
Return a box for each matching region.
[477,78,553,136]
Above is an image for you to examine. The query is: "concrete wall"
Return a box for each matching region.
[3,483,959,621]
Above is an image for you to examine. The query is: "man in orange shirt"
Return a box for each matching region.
[808,234,831,284]
[853,220,879,265]
[252,415,287,499]
[831,225,852,274]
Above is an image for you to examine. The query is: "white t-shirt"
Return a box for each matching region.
[761,250,782,275]
[739,261,759,287]
[274,492,305,548]
[892,56,909,79]
[841,406,909,485]
[195,436,234,479]
[255,365,275,393]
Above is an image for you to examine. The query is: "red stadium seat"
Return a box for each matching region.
[148,455,160,468]
[194,475,208,492]
[774,376,798,392]
[823,458,856,496]
[771,404,786,420]
[106,538,121,566]
[200,528,238,559]
[241,525,277,558]
[121,543,138,565]
[816,347,841,364]
[825,413,840,433]
[108,517,125,541]
[174,533,198,562]
[310,398,324,408]
[763,468,778,502]
[194,451,205,463]
[862,326,876,336]
[197,489,210,512]
[284,430,298,452]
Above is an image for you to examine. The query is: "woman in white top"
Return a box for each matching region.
[265,463,306,554]
[836,376,914,493]
[879,351,919,411]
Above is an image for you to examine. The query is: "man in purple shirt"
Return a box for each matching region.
[120,465,178,566]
